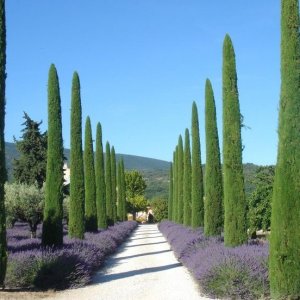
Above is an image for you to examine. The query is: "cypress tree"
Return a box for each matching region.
[172,148,178,222]
[191,102,204,228]
[111,146,117,223]
[223,35,247,246]
[270,0,300,297]
[105,142,113,225]
[183,128,192,226]
[95,123,107,229]
[69,72,85,239]
[84,116,97,232]
[168,163,173,220]
[42,64,64,246]
[204,79,223,236]
[0,0,6,286]
[120,159,127,220]
[177,135,184,224]
[117,160,122,220]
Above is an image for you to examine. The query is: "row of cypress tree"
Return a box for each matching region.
[42,64,127,245]
[169,34,246,247]
[169,1,300,298]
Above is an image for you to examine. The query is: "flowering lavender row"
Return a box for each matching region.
[159,221,269,299]
[5,221,137,290]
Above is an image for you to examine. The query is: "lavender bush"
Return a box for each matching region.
[159,221,269,299]
[5,221,137,290]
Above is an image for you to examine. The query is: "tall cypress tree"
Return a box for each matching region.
[172,148,178,222]
[270,0,300,297]
[69,72,85,239]
[191,102,204,228]
[95,123,106,229]
[42,64,64,246]
[120,159,127,221]
[84,116,97,232]
[0,0,6,287]
[223,35,247,247]
[204,79,223,236]
[111,146,117,222]
[117,160,122,220]
[183,128,192,226]
[177,135,184,224]
[105,142,113,225]
[168,163,173,221]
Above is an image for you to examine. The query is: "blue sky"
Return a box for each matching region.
[6,1,280,164]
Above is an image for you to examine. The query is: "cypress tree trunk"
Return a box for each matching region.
[223,35,247,247]
[0,0,6,287]
[105,142,113,225]
[270,0,300,297]
[69,72,85,239]
[191,102,204,228]
[84,116,97,232]
[111,146,117,223]
[120,159,127,221]
[168,163,173,221]
[172,148,178,222]
[204,79,223,236]
[183,128,192,226]
[177,135,184,224]
[42,64,64,246]
[95,123,107,229]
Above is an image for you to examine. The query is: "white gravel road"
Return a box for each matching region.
[2,224,211,300]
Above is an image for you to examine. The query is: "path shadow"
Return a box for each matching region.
[94,263,181,283]
[129,235,163,241]
[125,241,167,248]
[114,249,171,261]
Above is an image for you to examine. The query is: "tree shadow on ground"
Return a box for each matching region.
[124,241,167,248]
[94,263,181,283]
[129,235,163,241]
[114,249,171,261]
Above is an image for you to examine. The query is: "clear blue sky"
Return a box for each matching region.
[6,1,280,165]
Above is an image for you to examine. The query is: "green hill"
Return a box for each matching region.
[5,142,261,200]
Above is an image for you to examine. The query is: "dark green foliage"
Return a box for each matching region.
[0,0,6,286]
[183,129,191,226]
[177,135,184,224]
[168,163,173,220]
[117,159,127,221]
[42,64,64,247]
[117,161,122,220]
[191,102,204,228]
[204,79,223,236]
[248,166,274,234]
[120,160,127,220]
[172,148,178,222]
[13,113,47,188]
[95,123,106,229]
[222,35,247,246]
[84,116,97,232]
[151,197,168,222]
[270,0,300,297]
[68,72,85,239]
[111,146,117,223]
[105,142,113,225]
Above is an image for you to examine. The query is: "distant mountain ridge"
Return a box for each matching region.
[5,142,170,178]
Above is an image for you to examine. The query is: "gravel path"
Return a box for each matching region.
[1,224,211,300]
